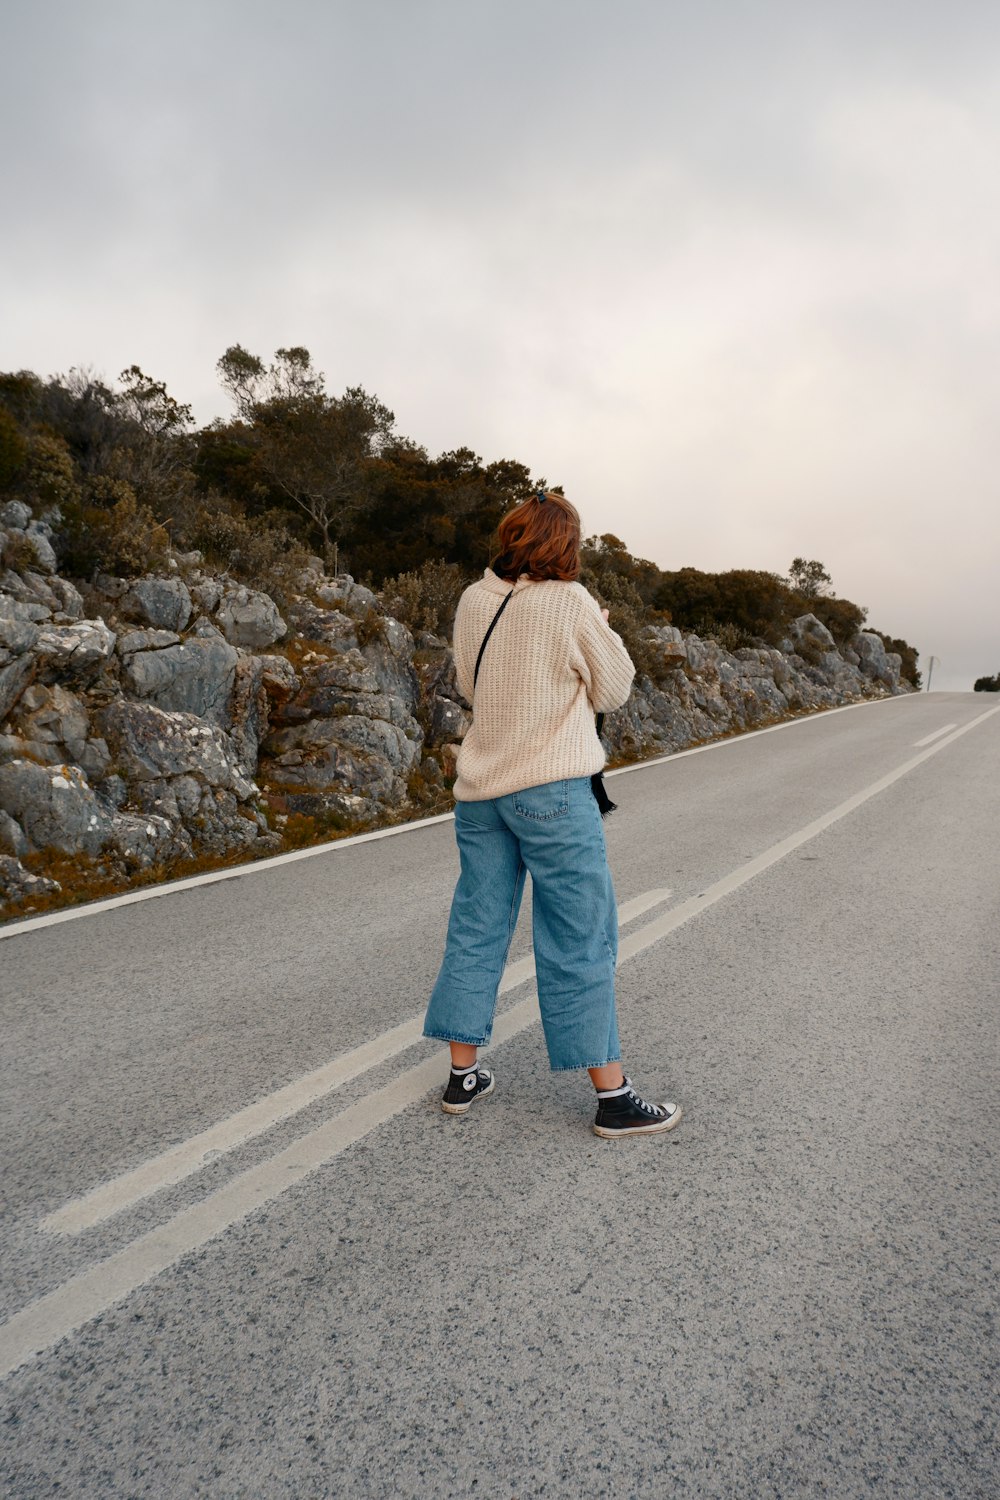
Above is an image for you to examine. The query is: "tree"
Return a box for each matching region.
[253,386,394,563]
[216,344,324,418]
[342,446,533,582]
[974,672,999,692]
[788,557,832,599]
[117,365,193,436]
[216,345,395,565]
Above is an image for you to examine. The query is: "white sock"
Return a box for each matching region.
[596,1076,630,1098]
[451,1060,478,1074]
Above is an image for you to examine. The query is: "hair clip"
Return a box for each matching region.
[536,489,547,503]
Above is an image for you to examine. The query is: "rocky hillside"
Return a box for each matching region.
[0,498,913,920]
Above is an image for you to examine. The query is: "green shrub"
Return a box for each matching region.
[25,432,80,509]
[689,616,757,653]
[0,408,27,491]
[974,673,999,692]
[380,559,468,636]
[188,498,310,606]
[654,567,793,644]
[56,480,168,578]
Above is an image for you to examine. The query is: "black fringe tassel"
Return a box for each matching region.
[590,771,617,818]
[591,713,617,818]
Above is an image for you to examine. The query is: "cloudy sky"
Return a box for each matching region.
[3,1,998,689]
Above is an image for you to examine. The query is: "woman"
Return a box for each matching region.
[423,490,683,1138]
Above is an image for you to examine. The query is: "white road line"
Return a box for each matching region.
[40,887,674,1236]
[913,723,957,747]
[0,812,456,939]
[0,695,908,940]
[3,704,997,1381]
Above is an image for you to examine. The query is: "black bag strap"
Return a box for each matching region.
[473,586,516,691]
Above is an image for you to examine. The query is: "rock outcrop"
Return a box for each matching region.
[0,503,915,916]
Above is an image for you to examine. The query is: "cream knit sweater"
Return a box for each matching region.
[451,569,636,802]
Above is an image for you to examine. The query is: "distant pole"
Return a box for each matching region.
[926,655,940,691]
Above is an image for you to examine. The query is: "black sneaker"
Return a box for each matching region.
[441,1064,495,1115]
[593,1076,682,1138]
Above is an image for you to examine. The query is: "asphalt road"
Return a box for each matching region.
[1,691,997,1499]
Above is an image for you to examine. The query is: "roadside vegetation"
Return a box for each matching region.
[0,351,920,682]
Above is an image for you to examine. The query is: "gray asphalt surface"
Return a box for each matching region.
[1,691,997,1498]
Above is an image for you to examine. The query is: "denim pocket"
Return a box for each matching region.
[512,779,570,821]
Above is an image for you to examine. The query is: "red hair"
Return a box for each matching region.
[492,491,581,582]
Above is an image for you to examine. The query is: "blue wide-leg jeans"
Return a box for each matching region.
[423,776,620,1071]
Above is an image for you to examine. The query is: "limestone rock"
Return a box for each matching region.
[97,773,127,810]
[33,620,117,684]
[228,654,269,771]
[0,758,113,855]
[416,650,470,748]
[0,501,32,530]
[216,585,287,649]
[0,656,35,721]
[0,603,42,720]
[266,646,421,765]
[109,810,192,871]
[120,577,192,633]
[258,653,299,704]
[99,701,254,796]
[0,610,40,656]
[5,683,112,783]
[645,623,688,668]
[117,627,181,655]
[261,642,423,807]
[120,635,238,726]
[0,809,28,857]
[855,632,901,689]
[361,617,420,714]
[284,600,357,653]
[788,614,836,653]
[190,616,224,639]
[190,579,222,614]
[48,577,85,621]
[282,789,381,824]
[313,574,379,618]
[14,682,88,751]
[0,854,60,908]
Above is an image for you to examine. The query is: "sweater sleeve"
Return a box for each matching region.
[452,589,476,705]
[570,593,636,712]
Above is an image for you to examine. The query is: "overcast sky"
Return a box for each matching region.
[3,0,998,689]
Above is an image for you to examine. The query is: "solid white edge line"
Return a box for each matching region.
[0,695,909,939]
[0,811,455,939]
[39,887,673,1235]
[913,723,957,747]
[4,704,997,1380]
